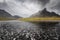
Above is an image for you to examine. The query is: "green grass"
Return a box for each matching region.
[18,17,60,22]
[0,17,15,21]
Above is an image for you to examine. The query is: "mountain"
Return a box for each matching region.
[0,9,12,17]
[30,8,60,28]
[0,9,22,19]
[31,8,60,17]
[13,15,22,19]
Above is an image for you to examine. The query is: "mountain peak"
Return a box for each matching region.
[31,8,60,17]
[42,8,47,12]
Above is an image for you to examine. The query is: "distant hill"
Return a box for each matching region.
[0,9,22,19]
[0,9,12,17]
[13,15,22,19]
[31,8,60,17]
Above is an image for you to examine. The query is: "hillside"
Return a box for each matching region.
[0,9,22,20]
[0,9,12,17]
[31,8,60,17]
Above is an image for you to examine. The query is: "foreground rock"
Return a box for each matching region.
[0,21,59,40]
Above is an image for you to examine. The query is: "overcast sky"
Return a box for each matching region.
[0,0,60,17]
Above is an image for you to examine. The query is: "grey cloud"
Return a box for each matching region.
[38,0,50,6]
[17,0,50,5]
[16,0,25,2]
[16,0,60,16]
[51,1,60,10]
[16,0,50,8]
[0,0,60,17]
[45,0,60,14]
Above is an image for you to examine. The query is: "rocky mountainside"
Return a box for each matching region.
[0,9,22,19]
[31,8,60,17]
[0,9,12,17]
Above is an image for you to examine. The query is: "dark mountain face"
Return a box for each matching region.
[0,9,22,19]
[31,8,60,17]
[40,8,60,17]
[0,9,12,17]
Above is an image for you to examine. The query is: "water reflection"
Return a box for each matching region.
[0,20,59,40]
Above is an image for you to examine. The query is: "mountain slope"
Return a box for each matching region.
[31,8,60,17]
[0,9,12,17]
[0,9,22,20]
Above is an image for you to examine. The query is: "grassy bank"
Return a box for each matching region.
[0,17,16,21]
[18,17,60,22]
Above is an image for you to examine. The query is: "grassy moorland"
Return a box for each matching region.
[0,17,60,22]
[18,17,60,22]
[0,17,16,21]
